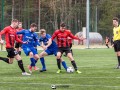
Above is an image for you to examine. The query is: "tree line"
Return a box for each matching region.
[0,0,120,38]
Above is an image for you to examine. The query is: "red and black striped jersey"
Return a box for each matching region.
[0,26,22,48]
[51,29,79,47]
[16,28,23,42]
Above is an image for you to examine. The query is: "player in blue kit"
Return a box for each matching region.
[39,29,68,73]
[17,23,40,73]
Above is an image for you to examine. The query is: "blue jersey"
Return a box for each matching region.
[17,29,40,48]
[39,34,57,49]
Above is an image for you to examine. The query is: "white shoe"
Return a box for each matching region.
[22,72,31,76]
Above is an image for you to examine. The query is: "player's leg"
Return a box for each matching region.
[33,54,40,71]
[39,51,48,72]
[30,47,39,71]
[15,54,31,75]
[66,50,81,74]
[22,47,35,73]
[116,51,120,69]
[18,43,22,55]
[0,56,9,63]
[114,41,120,69]
[56,51,62,73]
[60,58,68,71]
[15,43,21,55]
[0,48,13,63]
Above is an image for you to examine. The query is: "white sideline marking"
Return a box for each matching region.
[3,76,120,79]
[0,82,120,88]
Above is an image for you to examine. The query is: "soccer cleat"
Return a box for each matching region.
[76,70,82,74]
[28,65,32,73]
[22,72,31,76]
[116,65,120,69]
[34,66,39,71]
[56,69,61,73]
[40,68,47,72]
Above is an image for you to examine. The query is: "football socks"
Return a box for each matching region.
[18,60,25,72]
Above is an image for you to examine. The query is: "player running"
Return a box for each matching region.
[39,29,68,73]
[15,22,23,55]
[0,19,30,75]
[51,22,83,74]
[17,23,40,73]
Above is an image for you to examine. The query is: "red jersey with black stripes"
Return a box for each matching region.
[52,29,79,47]
[0,26,22,48]
[16,28,23,42]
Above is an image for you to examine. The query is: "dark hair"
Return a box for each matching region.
[11,19,18,22]
[60,22,66,27]
[113,17,119,22]
[30,23,37,27]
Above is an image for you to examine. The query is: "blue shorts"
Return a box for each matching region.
[45,47,57,56]
[22,46,38,56]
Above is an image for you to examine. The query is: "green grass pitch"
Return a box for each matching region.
[0,48,119,90]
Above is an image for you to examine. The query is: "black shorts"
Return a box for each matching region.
[114,40,120,52]
[69,43,72,49]
[58,47,71,55]
[6,48,18,58]
[15,42,22,48]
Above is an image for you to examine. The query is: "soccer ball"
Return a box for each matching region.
[51,84,56,89]
[67,67,74,73]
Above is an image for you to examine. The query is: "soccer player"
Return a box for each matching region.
[17,23,40,73]
[112,17,120,69]
[39,29,68,73]
[105,36,110,48]
[64,30,73,57]
[15,22,23,55]
[0,19,30,75]
[51,22,83,73]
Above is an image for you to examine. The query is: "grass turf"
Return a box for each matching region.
[0,48,119,90]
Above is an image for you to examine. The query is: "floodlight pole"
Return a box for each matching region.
[38,0,41,32]
[1,0,4,29]
[86,0,90,48]
[12,0,15,20]
[1,0,4,51]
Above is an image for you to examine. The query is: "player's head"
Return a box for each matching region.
[30,23,37,32]
[40,29,46,38]
[18,22,22,28]
[113,17,119,27]
[11,19,19,28]
[60,22,66,32]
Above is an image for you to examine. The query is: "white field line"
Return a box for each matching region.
[2,76,120,79]
[0,82,119,88]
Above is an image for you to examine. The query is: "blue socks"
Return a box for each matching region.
[40,57,46,70]
[30,58,35,67]
[62,61,68,70]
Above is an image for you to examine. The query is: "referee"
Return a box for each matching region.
[113,17,120,69]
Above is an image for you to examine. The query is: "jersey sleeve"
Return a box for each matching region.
[68,32,79,40]
[17,30,25,35]
[0,27,8,40]
[15,33,23,43]
[46,34,51,39]
[51,30,58,40]
[33,33,40,46]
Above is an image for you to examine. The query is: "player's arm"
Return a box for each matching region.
[46,34,52,48]
[33,33,40,46]
[51,31,58,40]
[16,30,25,35]
[46,38,52,48]
[15,34,23,43]
[69,32,85,41]
[0,28,7,44]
